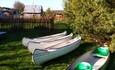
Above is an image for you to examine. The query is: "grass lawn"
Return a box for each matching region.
[0,23,114,70]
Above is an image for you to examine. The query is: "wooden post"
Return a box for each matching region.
[50,18,54,30]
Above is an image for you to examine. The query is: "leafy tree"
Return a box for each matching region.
[45,8,56,18]
[64,0,115,52]
[63,0,76,25]
[13,1,25,15]
[109,34,115,53]
[45,8,51,15]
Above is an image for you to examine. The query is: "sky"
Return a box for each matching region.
[0,0,64,11]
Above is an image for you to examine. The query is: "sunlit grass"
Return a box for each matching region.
[0,23,114,70]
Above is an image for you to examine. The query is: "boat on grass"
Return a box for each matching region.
[32,36,81,65]
[28,33,73,53]
[66,46,110,70]
[22,31,67,47]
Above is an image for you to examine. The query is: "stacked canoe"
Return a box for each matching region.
[22,31,81,65]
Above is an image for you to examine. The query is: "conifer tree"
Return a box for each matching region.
[64,0,115,52]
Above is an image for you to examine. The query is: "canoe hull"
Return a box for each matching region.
[99,55,110,70]
[66,49,110,70]
[32,36,81,65]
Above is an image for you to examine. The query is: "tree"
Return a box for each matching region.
[64,0,115,53]
[45,8,51,15]
[13,1,25,15]
[109,34,115,53]
[45,8,56,18]
[63,0,76,24]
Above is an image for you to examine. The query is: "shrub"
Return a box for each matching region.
[109,34,115,53]
[64,0,115,45]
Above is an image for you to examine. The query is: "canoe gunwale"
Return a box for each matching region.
[40,36,81,50]
[31,36,80,51]
[27,33,73,44]
[29,31,67,40]
[34,31,67,39]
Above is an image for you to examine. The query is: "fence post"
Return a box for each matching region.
[50,18,54,30]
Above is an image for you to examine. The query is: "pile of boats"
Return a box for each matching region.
[22,31,110,69]
[22,31,81,65]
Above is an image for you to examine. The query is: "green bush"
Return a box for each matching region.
[63,0,115,39]
[109,34,115,53]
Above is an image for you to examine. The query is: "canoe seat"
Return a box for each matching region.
[75,62,92,70]
[93,47,109,57]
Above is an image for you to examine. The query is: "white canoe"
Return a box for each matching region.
[32,36,81,65]
[28,33,73,53]
[22,31,67,47]
[66,47,110,70]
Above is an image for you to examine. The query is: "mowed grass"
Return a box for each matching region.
[0,23,114,70]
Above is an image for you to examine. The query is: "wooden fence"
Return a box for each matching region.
[0,17,54,31]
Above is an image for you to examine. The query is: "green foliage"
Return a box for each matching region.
[63,0,76,25]
[109,34,115,53]
[13,1,25,15]
[64,0,115,53]
[45,8,56,18]
[45,8,51,15]
[64,0,115,38]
